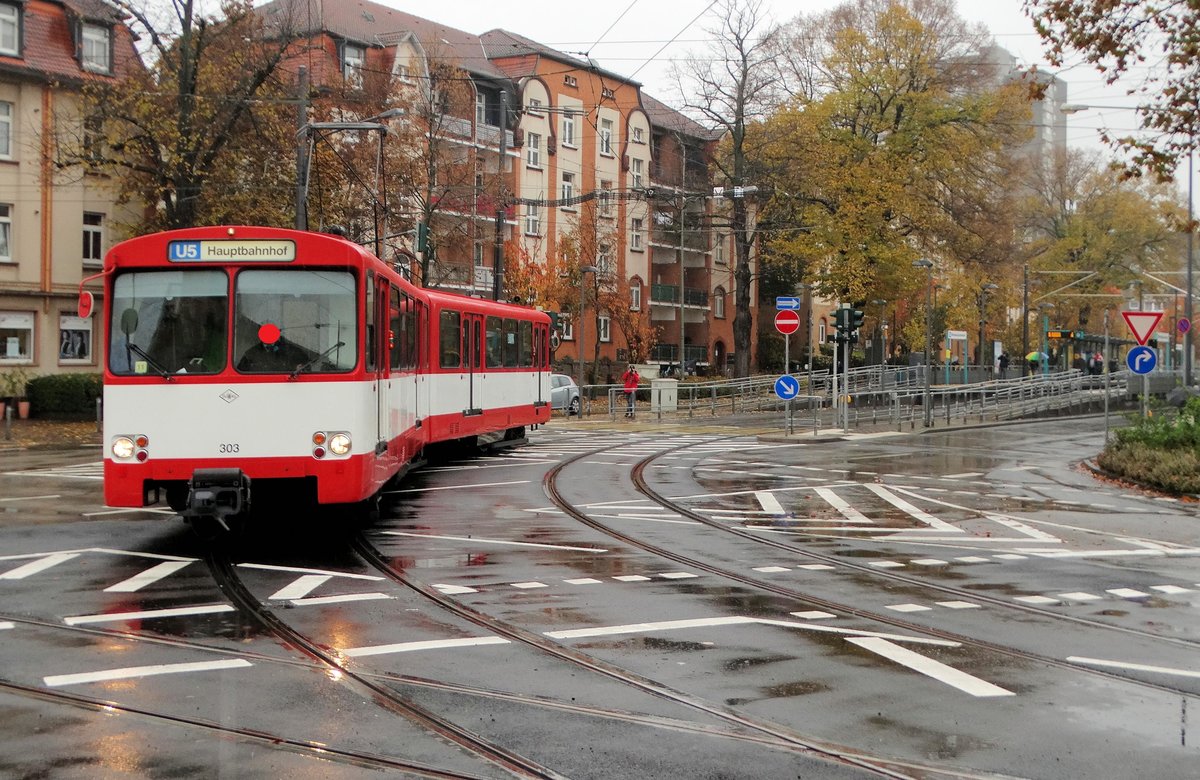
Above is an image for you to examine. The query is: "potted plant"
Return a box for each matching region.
[0,367,31,419]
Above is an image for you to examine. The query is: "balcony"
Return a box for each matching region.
[441,115,514,149]
[650,344,709,363]
[650,284,708,306]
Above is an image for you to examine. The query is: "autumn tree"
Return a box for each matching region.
[1026,0,1200,179]
[57,0,306,231]
[672,0,786,377]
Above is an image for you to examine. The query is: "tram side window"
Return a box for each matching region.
[519,321,533,367]
[503,318,518,367]
[365,272,375,372]
[389,288,403,370]
[486,316,502,368]
[109,270,228,375]
[439,310,461,368]
[393,292,417,371]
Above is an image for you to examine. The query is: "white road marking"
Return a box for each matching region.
[1150,585,1192,594]
[992,554,1028,561]
[379,532,607,552]
[813,486,872,524]
[1107,588,1150,598]
[547,615,959,647]
[955,556,991,563]
[1014,595,1060,605]
[0,621,14,629]
[0,495,60,502]
[658,572,698,579]
[790,611,836,620]
[237,563,383,581]
[64,604,236,626]
[943,472,983,479]
[104,560,194,593]
[886,603,931,613]
[863,484,960,532]
[384,480,531,493]
[344,636,510,657]
[613,575,651,582]
[936,601,981,610]
[45,659,252,687]
[291,593,392,605]
[511,581,548,589]
[754,491,786,516]
[910,559,949,566]
[1057,592,1102,602]
[753,566,790,573]
[796,564,836,571]
[847,637,1014,697]
[434,584,478,594]
[869,561,905,569]
[0,553,81,580]
[563,578,603,585]
[1068,657,1200,679]
[269,575,333,601]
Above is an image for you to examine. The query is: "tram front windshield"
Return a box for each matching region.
[109,268,358,376]
[234,270,357,374]
[109,270,229,376]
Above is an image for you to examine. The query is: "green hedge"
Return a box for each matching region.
[26,373,103,417]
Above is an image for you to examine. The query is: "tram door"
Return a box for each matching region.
[374,276,391,454]
[463,313,484,415]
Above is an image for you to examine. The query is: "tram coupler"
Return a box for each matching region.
[182,468,251,531]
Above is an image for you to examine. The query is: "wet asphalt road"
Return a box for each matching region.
[0,416,1197,779]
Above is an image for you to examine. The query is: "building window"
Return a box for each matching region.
[599,119,613,155]
[713,287,726,319]
[342,43,365,85]
[81,23,111,73]
[0,101,11,158]
[630,217,643,251]
[83,212,104,267]
[0,311,32,362]
[601,87,615,100]
[599,180,614,216]
[563,75,577,88]
[561,316,574,340]
[396,63,412,83]
[562,112,576,146]
[631,158,643,189]
[59,314,92,363]
[0,4,17,57]
[524,206,541,236]
[475,92,487,125]
[527,97,543,115]
[714,234,727,264]
[630,281,641,311]
[598,243,612,276]
[561,172,574,207]
[819,320,827,344]
[526,132,541,167]
[633,127,644,143]
[473,241,484,267]
[598,315,611,343]
[0,204,10,263]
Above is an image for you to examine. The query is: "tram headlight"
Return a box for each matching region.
[329,433,352,456]
[111,437,135,459]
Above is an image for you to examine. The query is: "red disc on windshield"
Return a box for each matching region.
[258,323,281,344]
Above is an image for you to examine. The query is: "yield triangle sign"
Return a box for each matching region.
[1122,311,1163,345]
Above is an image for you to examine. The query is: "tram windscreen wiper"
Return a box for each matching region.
[289,341,346,380]
[126,343,174,381]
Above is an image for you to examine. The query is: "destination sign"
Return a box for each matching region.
[168,240,296,263]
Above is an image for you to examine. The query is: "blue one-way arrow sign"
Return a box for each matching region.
[774,375,800,400]
[776,296,801,310]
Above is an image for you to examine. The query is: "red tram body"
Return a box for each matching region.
[96,226,551,528]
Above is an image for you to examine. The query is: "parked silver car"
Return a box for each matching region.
[550,373,581,415]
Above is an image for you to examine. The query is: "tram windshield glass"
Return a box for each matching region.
[109,270,228,376]
[234,270,357,374]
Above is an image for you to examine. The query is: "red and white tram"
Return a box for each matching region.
[90,226,552,531]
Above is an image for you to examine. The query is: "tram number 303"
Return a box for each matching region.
[218,443,241,454]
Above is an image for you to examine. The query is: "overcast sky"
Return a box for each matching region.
[374,0,1152,157]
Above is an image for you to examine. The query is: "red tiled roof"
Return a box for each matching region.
[0,0,139,84]
[641,92,720,141]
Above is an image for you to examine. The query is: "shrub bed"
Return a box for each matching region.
[1096,396,1200,495]
[26,373,103,418]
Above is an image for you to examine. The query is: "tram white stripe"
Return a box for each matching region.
[104,560,194,593]
[847,637,1013,697]
[64,604,236,625]
[0,553,80,580]
[343,636,510,657]
[381,531,607,552]
[45,659,252,687]
[269,574,333,600]
[1067,657,1200,679]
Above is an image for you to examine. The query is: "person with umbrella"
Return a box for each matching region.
[1026,350,1048,376]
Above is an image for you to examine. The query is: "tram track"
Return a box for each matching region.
[202,549,568,780]
[537,436,1200,701]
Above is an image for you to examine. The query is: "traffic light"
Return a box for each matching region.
[416,223,429,252]
[850,309,865,332]
[834,308,850,330]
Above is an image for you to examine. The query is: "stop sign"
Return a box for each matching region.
[775,309,801,335]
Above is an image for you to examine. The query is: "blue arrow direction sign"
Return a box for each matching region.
[776,296,801,310]
[1127,345,1157,375]
[774,375,800,400]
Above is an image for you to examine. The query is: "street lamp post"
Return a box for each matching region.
[978,283,998,373]
[577,265,599,389]
[914,259,934,426]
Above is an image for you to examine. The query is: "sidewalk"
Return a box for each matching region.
[0,418,101,450]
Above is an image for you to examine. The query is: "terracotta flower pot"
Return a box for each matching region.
[17,400,30,419]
